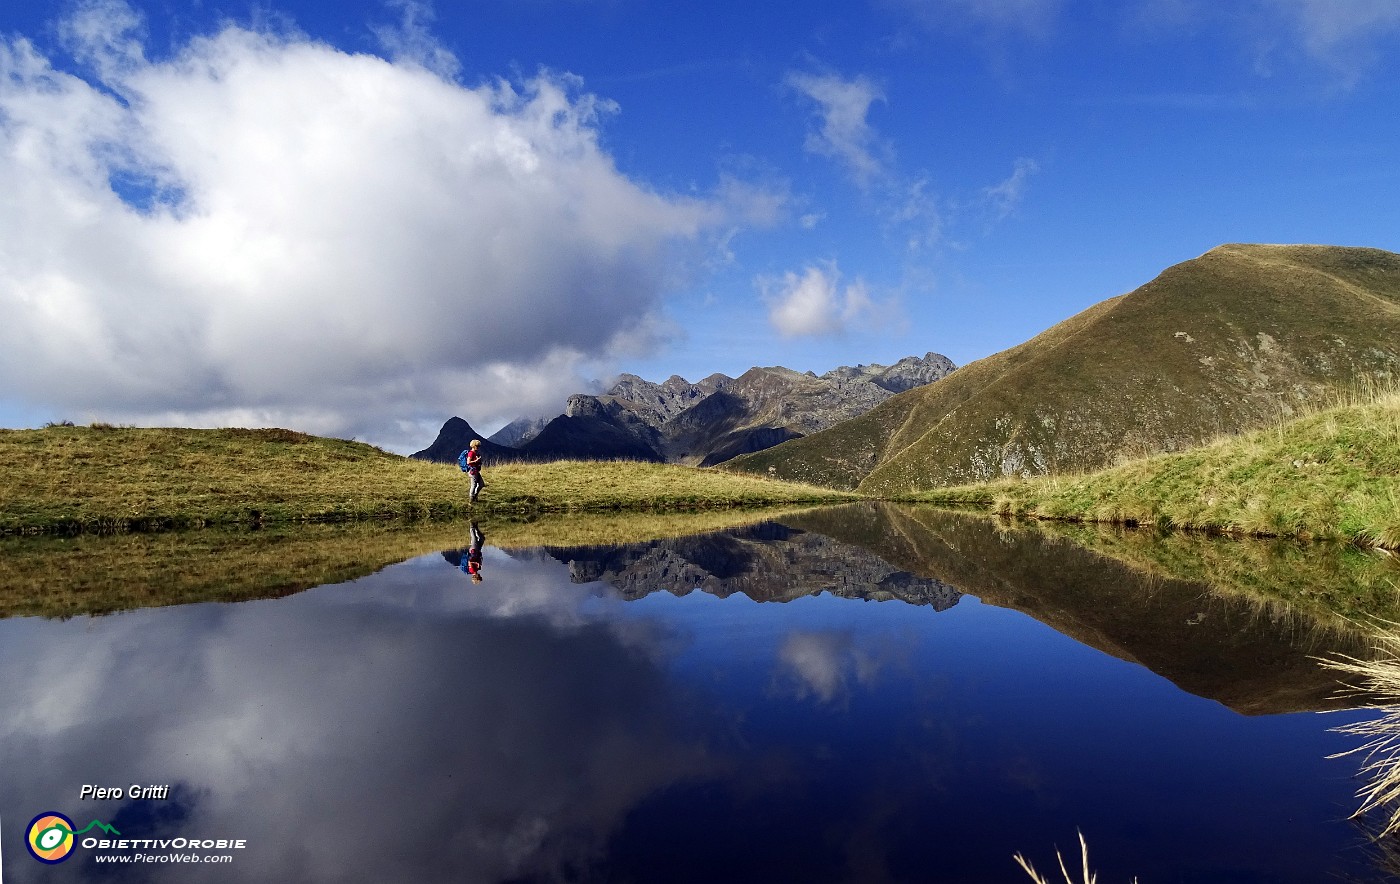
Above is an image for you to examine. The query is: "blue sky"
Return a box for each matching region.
[2,0,1397,451]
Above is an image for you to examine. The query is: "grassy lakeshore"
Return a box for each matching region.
[0,425,854,534]
[1030,517,1400,624]
[0,506,824,618]
[912,391,1400,549]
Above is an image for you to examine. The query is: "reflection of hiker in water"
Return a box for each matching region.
[463,520,484,583]
[458,439,486,503]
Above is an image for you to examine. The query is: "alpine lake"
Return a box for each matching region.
[5,502,1400,883]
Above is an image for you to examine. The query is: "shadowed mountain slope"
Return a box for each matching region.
[521,394,665,462]
[729,244,1400,492]
[410,417,524,464]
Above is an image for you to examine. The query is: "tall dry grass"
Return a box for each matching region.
[1014,831,1137,884]
[1326,624,1400,838]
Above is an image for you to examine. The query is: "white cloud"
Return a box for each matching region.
[0,3,748,450]
[760,262,879,339]
[775,630,881,704]
[784,70,889,187]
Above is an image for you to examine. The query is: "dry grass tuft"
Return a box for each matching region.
[1325,623,1400,838]
[1014,831,1137,884]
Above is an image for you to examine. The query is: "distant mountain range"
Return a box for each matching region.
[728,244,1400,492]
[411,352,955,465]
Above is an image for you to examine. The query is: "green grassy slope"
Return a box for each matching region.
[728,244,1400,494]
[919,391,1400,548]
[719,389,925,489]
[0,426,853,533]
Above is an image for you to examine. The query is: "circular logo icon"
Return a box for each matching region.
[26,811,76,864]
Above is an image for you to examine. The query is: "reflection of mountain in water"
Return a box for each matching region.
[516,522,962,610]
[778,503,1373,716]
[498,503,1375,717]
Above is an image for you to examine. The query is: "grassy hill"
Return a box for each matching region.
[728,244,1400,494]
[0,425,853,533]
[918,390,1400,549]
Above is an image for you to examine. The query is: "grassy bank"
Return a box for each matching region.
[1030,517,1400,625]
[0,426,854,534]
[913,392,1400,549]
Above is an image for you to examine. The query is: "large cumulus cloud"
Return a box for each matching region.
[0,2,735,449]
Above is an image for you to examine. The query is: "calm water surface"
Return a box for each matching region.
[1,505,1396,882]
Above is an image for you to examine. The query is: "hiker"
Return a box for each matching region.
[459,439,486,503]
[464,520,484,583]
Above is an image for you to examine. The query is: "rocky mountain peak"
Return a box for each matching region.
[565,394,608,419]
[487,415,550,448]
[874,352,958,392]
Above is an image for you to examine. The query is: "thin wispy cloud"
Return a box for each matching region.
[0,1,762,450]
[1128,0,1400,87]
[1267,0,1400,82]
[372,0,461,78]
[784,70,890,187]
[783,64,1033,254]
[882,0,1063,41]
[983,157,1040,221]
[888,172,944,252]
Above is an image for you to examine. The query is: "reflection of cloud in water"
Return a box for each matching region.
[0,553,716,883]
[776,630,884,705]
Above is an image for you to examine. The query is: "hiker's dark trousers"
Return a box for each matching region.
[470,471,484,501]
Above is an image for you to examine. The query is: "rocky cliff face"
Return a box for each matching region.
[857,352,958,392]
[605,372,731,427]
[487,416,550,448]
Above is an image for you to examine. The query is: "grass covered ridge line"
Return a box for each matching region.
[914,391,1400,549]
[0,426,855,534]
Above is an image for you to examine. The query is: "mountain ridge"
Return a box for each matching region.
[728,243,1400,492]
[413,352,955,464]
